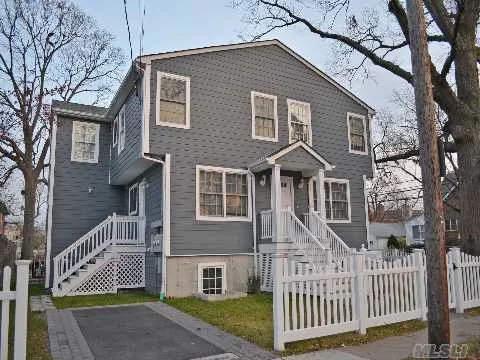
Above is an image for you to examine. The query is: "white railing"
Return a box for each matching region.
[1,261,31,360]
[305,210,350,261]
[282,209,329,268]
[53,214,145,292]
[271,247,480,351]
[260,210,272,239]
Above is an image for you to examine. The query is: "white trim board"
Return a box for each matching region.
[45,116,58,288]
[251,91,278,142]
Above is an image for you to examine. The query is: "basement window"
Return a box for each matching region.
[198,262,226,295]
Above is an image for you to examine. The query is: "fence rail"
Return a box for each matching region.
[1,261,31,360]
[272,247,480,351]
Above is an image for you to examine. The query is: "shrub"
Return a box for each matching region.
[387,234,400,249]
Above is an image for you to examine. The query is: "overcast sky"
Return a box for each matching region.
[75,0,411,113]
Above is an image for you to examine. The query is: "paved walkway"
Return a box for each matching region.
[281,313,480,360]
[46,302,275,360]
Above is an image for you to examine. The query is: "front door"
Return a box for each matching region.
[280,176,294,209]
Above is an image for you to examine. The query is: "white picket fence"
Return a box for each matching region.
[272,248,480,351]
[1,261,31,360]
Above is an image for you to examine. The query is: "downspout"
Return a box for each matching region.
[248,171,257,276]
[143,154,169,301]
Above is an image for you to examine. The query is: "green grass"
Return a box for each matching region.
[52,291,159,309]
[466,306,480,317]
[166,293,427,355]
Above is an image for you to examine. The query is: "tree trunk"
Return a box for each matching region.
[21,170,36,260]
[457,138,480,255]
[406,0,450,348]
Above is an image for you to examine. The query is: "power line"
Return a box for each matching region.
[123,0,133,62]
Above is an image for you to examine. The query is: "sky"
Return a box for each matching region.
[74,0,411,113]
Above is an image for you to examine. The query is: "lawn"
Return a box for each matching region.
[52,290,159,309]
[166,293,427,355]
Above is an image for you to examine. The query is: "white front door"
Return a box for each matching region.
[280,176,294,209]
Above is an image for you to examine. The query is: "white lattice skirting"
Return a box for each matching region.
[71,253,145,296]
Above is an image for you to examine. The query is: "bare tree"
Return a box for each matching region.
[0,0,124,259]
[236,0,480,253]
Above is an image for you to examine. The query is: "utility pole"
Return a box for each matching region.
[406,0,450,348]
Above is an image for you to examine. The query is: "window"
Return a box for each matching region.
[288,99,312,145]
[112,115,118,147]
[251,92,278,141]
[196,166,251,221]
[129,183,138,215]
[198,262,226,295]
[71,121,100,163]
[324,179,351,222]
[156,72,190,128]
[118,105,126,154]
[445,219,458,232]
[347,112,368,155]
[412,224,425,242]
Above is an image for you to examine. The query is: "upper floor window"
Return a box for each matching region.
[288,99,311,145]
[445,219,458,232]
[412,224,425,242]
[251,92,278,141]
[71,121,100,163]
[196,165,251,221]
[129,183,138,215]
[347,112,368,155]
[112,115,118,147]
[324,179,350,223]
[156,72,190,129]
[118,105,126,154]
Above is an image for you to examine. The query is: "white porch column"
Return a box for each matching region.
[316,168,326,220]
[271,164,282,243]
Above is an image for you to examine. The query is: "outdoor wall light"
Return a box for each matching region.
[88,187,94,194]
[298,178,305,190]
[260,175,267,187]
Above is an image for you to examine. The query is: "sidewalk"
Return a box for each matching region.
[281,313,480,360]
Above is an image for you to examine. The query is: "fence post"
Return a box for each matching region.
[13,260,31,360]
[413,249,427,320]
[272,253,285,351]
[451,247,464,314]
[1,266,12,360]
[112,213,117,244]
[353,250,366,335]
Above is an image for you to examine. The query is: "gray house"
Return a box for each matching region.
[45,39,375,297]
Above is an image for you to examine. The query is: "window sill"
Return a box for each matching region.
[196,216,252,222]
[157,121,190,129]
[252,135,278,142]
[326,219,351,224]
[349,149,368,156]
[71,158,98,164]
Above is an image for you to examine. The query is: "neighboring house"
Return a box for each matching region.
[0,201,9,236]
[368,222,406,249]
[443,174,461,247]
[405,214,425,245]
[46,39,375,297]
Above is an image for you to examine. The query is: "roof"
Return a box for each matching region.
[0,201,9,215]
[248,141,334,171]
[369,222,406,238]
[108,39,375,117]
[52,100,109,122]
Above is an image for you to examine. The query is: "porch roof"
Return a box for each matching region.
[248,141,334,172]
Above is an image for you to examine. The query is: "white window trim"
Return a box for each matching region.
[324,178,351,224]
[197,262,226,294]
[128,183,139,216]
[71,121,100,164]
[112,115,118,147]
[347,112,368,155]
[287,99,312,145]
[412,224,425,242]
[118,105,126,155]
[251,91,278,142]
[196,165,252,222]
[156,71,191,129]
[445,219,458,232]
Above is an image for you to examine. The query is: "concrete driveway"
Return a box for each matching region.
[47,302,275,360]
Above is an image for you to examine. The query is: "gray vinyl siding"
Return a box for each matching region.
[51,116,125,264]
[276,147,327,171]
[145,252,162,294]
[110,82,143,183]
[147,44,372,254]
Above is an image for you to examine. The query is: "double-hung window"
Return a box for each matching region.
[288,99,312,144]
[156,72,190,128]
[112,115,118,147]
[412,224,425,242]
[198,262,226,295]
[347,112,368,155]
[445,219,458,232]
[129,183,139,215]
[251,92,278,141]
[324,179,351,222]
[118,105,126,154]
[196,166,250,221]
[71,121,100,163]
